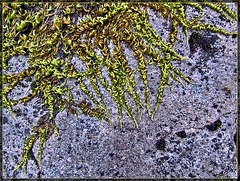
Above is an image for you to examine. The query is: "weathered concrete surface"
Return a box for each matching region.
[2,3,238,178]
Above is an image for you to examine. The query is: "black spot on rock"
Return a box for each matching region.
[15,123,20,128]
[25,128,30,134]
[67,145,72,154]
[206,119,222,131]
[113,171,119,176]
[233,132,236,145]
[214,143,220,150]
[156,155,169,164]
[198,68,204,75]
[188,173,196,178]
[217,133,222,138]
[212,103,218,109]
[77,165,82,170]
[37,170,45,178]
[191,66,196,72]
[109,153,114,157]
[219,15,229,22]
[194,117,199,122]
[182,91,186,95]
[161,155,169,160]
[146,149,151,153]
[33,110,38,117]
[234,68,237,73]
[156,138,166,151]
[3,117,8,124]
[189,32,218,57]
[176,130,187,138]
[201,75,209,82]
[140,87,144,91]
[162,22,168,26]
[15,109,21,117]
[212,138,217,142]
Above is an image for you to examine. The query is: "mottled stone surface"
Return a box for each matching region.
[2,3,238,179]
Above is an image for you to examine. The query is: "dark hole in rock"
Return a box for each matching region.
[232,34,237,38]
[217,133,222,138]
[188,173,196,178]
[146,149,151,153]
[212,103,218,109]
[3,117,8,124]
[176,130,187,138]
[206,119,222,131]
[156,138,166,151]
[233,132,236,145]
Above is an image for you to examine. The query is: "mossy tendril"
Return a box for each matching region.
[2,2,237,175]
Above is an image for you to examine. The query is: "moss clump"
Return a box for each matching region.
[2,2,237,175]
[16,21,33,34]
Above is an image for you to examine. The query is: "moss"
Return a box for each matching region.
[16,21,33,34]
[2,2,237,175]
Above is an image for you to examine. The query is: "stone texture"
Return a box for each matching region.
[2,3,238,179]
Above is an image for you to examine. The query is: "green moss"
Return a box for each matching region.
[16,21,33,33]
[2,2,237,175]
